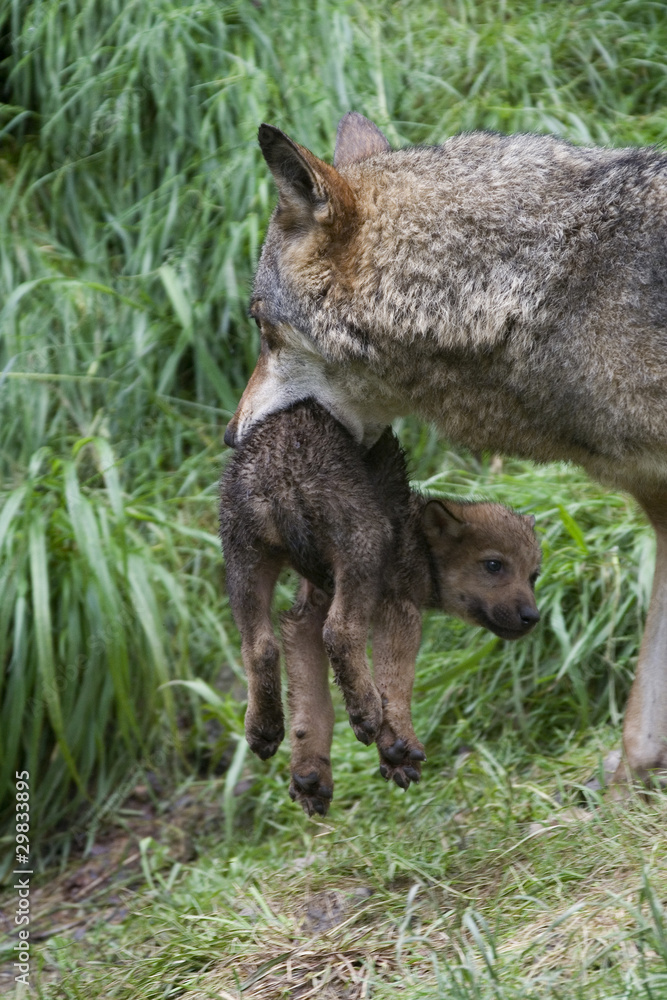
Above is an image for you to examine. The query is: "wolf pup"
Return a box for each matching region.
[220,399,541,815]
[225,114,667,789]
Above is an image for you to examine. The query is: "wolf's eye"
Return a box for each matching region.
[530,571,540,588]
[484,559,503,574]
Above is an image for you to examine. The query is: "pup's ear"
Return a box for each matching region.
[334,112,391,167]
[258,124,354,226]
[524,514,536,528]
[423,501,465,545]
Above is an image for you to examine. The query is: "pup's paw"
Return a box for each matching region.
[377,729,426,789]
[347,688,383,746]
[289,765,334,817]
[245,710,285,760]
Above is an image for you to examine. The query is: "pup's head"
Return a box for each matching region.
[424,500,542,640]
[225,114,395,450]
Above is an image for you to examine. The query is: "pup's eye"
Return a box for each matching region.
[530,571,540,587]
[484,559,503,574]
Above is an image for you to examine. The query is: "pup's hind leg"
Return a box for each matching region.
[281,580,335,816]
[322,562,383,746]
[228,555,285,760]
[372,600,426,788]
[614,490,667,788]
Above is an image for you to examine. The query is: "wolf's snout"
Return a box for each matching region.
[224,423,238,448]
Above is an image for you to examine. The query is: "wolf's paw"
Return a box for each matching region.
[347,688,383,746]
[289,765,334,817]
[377,730,426,789]
[245,710,285,760]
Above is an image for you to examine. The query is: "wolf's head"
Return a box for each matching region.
[225,114,396,449]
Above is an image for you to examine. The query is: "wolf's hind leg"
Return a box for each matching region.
[229,556,285,760]
[281,581,335,816]
[372,600,426,788]
[614,491,667,788]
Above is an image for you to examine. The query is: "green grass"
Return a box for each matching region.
[24,740,667,999]
[1,0,667,995]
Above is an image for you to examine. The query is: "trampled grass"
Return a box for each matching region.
[1,0,667,995]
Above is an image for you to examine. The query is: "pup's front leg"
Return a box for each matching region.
[373,599,425,788]
[322,594,382,746]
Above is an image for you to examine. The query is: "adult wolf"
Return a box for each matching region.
[224,112,667,788]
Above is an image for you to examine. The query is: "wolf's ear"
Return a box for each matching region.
[423,501,465,545]
[334,112,391,167]
[258,124,354,226]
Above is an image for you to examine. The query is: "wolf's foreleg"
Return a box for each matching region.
[372,600,426,788]
[614,492,667,788]
[281,580,335,816]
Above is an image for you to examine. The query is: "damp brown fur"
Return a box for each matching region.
[220,400,541,816]
[224,114,667,789]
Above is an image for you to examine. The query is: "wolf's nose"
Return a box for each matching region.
[519,605,540,626]
[224,424,237,448]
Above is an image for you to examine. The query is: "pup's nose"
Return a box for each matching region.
[224,423,237,448]
[519,605,540,627]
